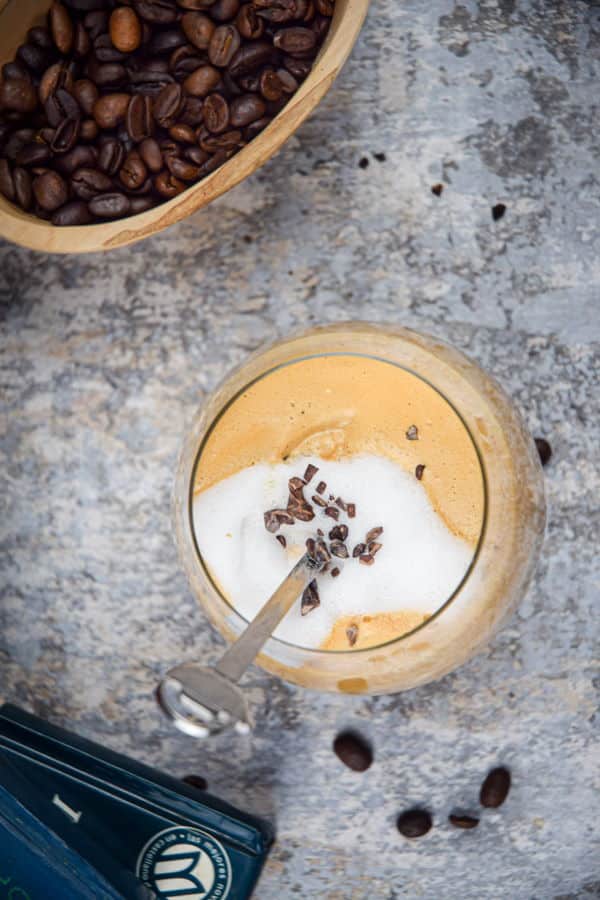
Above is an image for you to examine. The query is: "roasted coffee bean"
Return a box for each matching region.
[17,43,53,74]
[110,7,142,53]
[134,0,179,25]
[71,166,113,199]
[168,123,196,143]
[0,160,15,201]
[243,115,270,139]
[229,93,266,127]
[55,143,97,173]
[196,147,231,175]
[154,169,186,197]
[93,93,130,129]
[4,129,36,161]
[128,67,174,95]
[45,88,80,127]
[203,92,229,132]
[52,198,93,224]
[535,437,552,466]
[88,191,131,217]
[2,62,32,83]
[181,12,215,48]
[126,94,153,142]
[449,813,479,830]
[199,129,241,152]
[0,79,38,114]
[13,167,33,210]
[210,0,240,22]
[28,26,54,50]
[333,731,373,772]
[480,767,511,808]
[16,142,53,167]
[165,154,202,180]
[73,22,91,58]
[119,150,147,189]
[39,62,73,105]
[236,4,264,39]
[94,33,129,63]
[237,72,260,92]
[228,41,272,78]
[32,170,68,210]
[169,44,203,75]
[50,2,74,55]
[153,82,184,126]
[51,116,80,153]
[80,118,99,140]
[253,0,297,23]
[179,96,205,125]
[116,124,134,153]
[184,65,221,97]
[282,54,311,79]
[312,12,330,41]
[177,0,216,7]
[182,774,208,791]
[89,61,128,88]
[273,26,316,54]
[138,136,163,171]
[98,137,125,174]
[185,144,209,164]
[129,194,155,213]
[259,68,284,101]
[397,809,432,839]
[83,9,109,39]
[316,0,334,13]
[208,24,241,67]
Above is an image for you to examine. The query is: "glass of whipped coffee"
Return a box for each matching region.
[174,323,546,695]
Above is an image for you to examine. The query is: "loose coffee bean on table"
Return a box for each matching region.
[396,809,433,839]
[333,730,373,772]
[0,0,335,225]
[480,766,511,808]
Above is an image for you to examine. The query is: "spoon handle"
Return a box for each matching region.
[214,553,321,684]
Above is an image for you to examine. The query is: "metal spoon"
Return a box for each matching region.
[157,552,324,738]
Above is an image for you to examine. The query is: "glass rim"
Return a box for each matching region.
[187,349,489,656]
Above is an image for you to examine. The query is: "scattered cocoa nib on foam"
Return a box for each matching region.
[330,567,341,578]
[346,624,359,647]
[329,524,349,542]
[406,424,419,441]
[276,535,287,549]
[264,508,294,533]
[316,481,327,495]
[303,463,319,483]
[312,494,327,508]
[301,579,320,616]
[325,506,340,520]
[415,464,426,481]
[330,540,349,559]
[359,554,375,566]
[368,542,383,556]
[366,526,383,543]
[347,503,356,518]
[352,543,366,558]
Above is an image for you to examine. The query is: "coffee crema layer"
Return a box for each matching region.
[192,354,485,651]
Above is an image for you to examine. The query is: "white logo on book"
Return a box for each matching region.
[137,826,231,900]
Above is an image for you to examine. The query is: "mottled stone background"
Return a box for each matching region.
[1,0,599,897]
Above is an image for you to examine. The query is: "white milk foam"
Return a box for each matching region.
[192,456,474,649]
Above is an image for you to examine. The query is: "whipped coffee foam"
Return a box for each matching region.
[192,456,475,650]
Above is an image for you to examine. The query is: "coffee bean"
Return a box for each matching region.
[148,29,188,55]
[98,137,125,174]
[126,94,153,142]
[16,142,53,167]
[13,167,33,210]
[208,24,241,67]
[110,7,142,53]
[283,54,311,79]
[63,0,109,10]
[93,93,130,129]
[73,22,91,57]
[134,0,179,25]
[316,0,334,13]
[2,62,32,83]
[71,166,113,199]
[259,68,284,101]
[185,145,209,164]
[273,26,316,54]
[180,96,205,125]
[203,93,230,133]
[52,198,93,224]
[51,116,80,153]
[397,809,432,839]
[332,731,373,772]
[229,93,266,127]
[72,79,99,116]
[253,0,297,24]
[182,12,215,48]
[448,813,479,829]
[154,169,186,197]
[50,2,74,54]
[199,129,241,152]
[182,774,208,791]
[0,79,38,114]
[83,9,109,40]
[165,154,202,180]
[88,191,131,217]
[0,159,15,202]
[129,194,155,214]
[28,26,54,50]
[55,143,97,174]
[94,33,129,63]
[80,118,99,141]
[138,137,163,172]
[169,123,196,143]
[45,88,80,127]
[210,0,240,22]
[184,65,221,97]
[89,61,128,88]
[243,115,271,139]
[32,170,68,210]
[4,129,36,162]
[236,4,264,39]
[119,151,147,189]
[480,767,511,808]
[17,43,53,74]
[535,438,552,466]
[228,41,273,78]
[153,82,184,126]
[39,62,73,105]
[177,0,216,7]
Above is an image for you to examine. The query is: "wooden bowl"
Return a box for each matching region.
[0,0,369,253]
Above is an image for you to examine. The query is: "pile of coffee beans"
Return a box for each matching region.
[0,0,335,226]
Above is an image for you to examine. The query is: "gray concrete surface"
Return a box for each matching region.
[1,1,599,897]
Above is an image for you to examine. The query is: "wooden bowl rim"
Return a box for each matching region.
[0,0,369,253]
